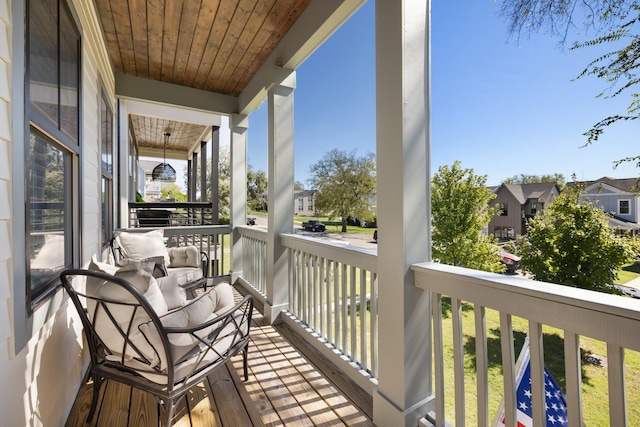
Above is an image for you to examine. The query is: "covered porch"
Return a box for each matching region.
[4,0,640,426]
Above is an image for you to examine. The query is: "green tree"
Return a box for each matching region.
[247,167,267,211]
[431,161,505,273]
[499,0,639,169]
[517,185,639,292]
[185,149,269,218]
[503,173,566,189]
[160,183,187,202]
[308,149,376,232]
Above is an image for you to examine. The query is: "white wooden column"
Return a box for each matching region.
[117,99,130,228]
[230,114,248,283]
[265,72,296,324]
[373,1,433,426]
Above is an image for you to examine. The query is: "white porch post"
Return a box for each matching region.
[265,72,296,324]
[373,1,433,426]
[230,114,248,283]
[117,99,130,228]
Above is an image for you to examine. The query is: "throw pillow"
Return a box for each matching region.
[168,246,200,268]
[213,282,235,314]
[156,275,187,310]
[89,255,168,315]
[119,255,168,278]
[115,229,170,267]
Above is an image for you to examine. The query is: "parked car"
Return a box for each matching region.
[613,284,640,299]
[302,220,326,232]
[498,251,520,273]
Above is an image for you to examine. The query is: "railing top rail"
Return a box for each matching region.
[115,224,232,235]
[281,233,377,272]
[236,225,268,240]
[128,202,213,209]
[413,261,640,351]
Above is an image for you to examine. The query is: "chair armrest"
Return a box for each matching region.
[200,251,210,276]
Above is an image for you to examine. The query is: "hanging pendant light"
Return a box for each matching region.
[151,131,176,182]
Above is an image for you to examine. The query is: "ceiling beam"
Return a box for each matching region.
[116,73,238,116]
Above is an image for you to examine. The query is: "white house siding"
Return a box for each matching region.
[0,0,116,425]
[0,0,18,423]
[583,187,639,223]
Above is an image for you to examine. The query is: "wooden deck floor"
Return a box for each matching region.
[65,286,374,426]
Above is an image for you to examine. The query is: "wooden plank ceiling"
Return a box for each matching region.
[96,0,312,154]
[130,115,210,156]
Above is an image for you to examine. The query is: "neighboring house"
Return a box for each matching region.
[139,160,162,200]
[488,182,560,241]
[294,190,317,216]
[292,190,378,218]
[570,177,640,234]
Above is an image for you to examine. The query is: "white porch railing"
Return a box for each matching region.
[281,234,378,379]
[236,226,268,296]
[235,228,379,392]
[413,261,640,427]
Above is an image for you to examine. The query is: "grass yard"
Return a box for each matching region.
[439,298,640,425]
[615,262,640,284]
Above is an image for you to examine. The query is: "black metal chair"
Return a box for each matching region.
[61,269,253,426]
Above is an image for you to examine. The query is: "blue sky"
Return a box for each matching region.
[245,0,638,187]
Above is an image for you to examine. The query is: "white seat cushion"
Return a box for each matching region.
[139,282,235,371]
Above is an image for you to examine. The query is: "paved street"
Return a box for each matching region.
[248,216,378,251]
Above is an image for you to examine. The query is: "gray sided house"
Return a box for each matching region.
[488,182,560,241]
[571,177,640,234]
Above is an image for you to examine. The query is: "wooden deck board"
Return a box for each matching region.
[65,286,373,427]
[185,383,219,426]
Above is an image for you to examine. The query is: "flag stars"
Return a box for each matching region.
[519,401,529,411]
[548,414,557,424]
[524,389,532,398]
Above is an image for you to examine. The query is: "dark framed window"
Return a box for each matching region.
[494,226,515,240]
[101,92,114,245]
[619,200,630,215]
[497,203,508,216]
[27,128,74,304]
[26,0,81,307]
[530,202,538,215]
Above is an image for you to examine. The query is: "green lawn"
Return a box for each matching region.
[439,299,640,425]
[615,262,640,284]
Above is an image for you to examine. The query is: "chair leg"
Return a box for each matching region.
[243,344,249,381]
[86,373,103,423]
[160,398,177,427]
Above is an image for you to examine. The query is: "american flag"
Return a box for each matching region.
[494,341,568,427]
